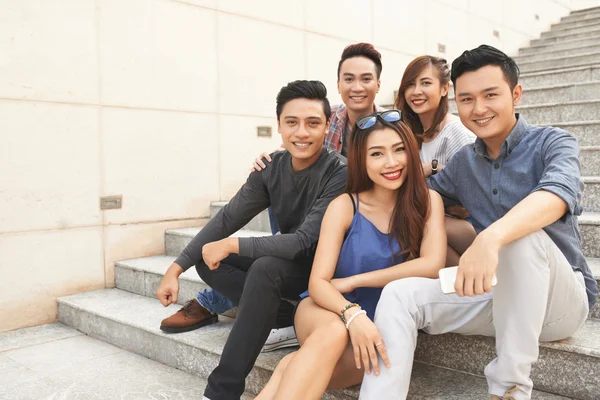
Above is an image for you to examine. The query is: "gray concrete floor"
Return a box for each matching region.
[0,323,254,400]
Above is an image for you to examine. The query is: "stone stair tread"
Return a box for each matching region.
[583,176,600,183]
[166,227,271,238]
[518,98,600,108]
[117,252,600,281]
[523,79,600,91]
[579,211,600,224]
[72,285,599,360]
[518,51,600,65]
[57,289,574,399]
[519,64,600,77]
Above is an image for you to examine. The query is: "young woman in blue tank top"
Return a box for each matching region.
[255,110,446,400]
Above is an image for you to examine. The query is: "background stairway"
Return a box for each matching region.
[57,6,600,400]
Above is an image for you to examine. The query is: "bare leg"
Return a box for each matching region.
[445,216,476,266]
[446,245,460,267]
[256,298,364,400]
[255,352,296,400]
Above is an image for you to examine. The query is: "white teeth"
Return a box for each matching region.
[294,143,310,147]
[383,171,401,178]
[475,117,493,124]
[412,99,426,105]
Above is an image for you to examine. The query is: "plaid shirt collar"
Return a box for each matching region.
[324,103,387,152]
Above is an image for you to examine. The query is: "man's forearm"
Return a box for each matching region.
[166,262,184,278]
[481,190,568,247]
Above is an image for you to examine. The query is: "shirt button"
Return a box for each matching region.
[492,189,498,195]
[494,163,500,169]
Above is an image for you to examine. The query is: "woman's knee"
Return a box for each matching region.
[303,319,348,351]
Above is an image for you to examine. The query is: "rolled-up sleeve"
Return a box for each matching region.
[427,157,461,207]
[532,129,583,216]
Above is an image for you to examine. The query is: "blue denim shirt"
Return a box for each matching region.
[429,115,598,308]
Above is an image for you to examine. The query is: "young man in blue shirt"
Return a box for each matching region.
[359,45,598,400]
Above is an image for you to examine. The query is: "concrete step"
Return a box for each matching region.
[165,227,271,257]
[553,121,600,146]
[518,52,600,73]
[568,6,600,15]
[561,10,600,23]
[516,44,600,63]
[517,81,600,105]
[210,201,271,233]
[56,288,576,399]
[583,177,600,212]
[541,23,600,38]
[518,64,600,87]
[449,80,600,106]
[516,100,600,124]
[552,15,600,30]
[589,258,600,319]
[114,253,600,320]
[580,211,600,258]
[115,255,208,306]
[521,37,600,56]
[532,30,600,46]
[449,99,600,124]
[581,146,600,175]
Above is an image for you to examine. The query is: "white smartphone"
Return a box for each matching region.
[439,266,497,294]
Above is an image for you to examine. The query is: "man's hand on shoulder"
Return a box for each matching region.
[202,238,238,270]
[455,231,501,296]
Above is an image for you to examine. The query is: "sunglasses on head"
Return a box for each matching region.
[356,110,402,130]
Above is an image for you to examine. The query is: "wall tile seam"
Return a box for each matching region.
[96,0,107,288]
[0,97,287,119]
[0,217,210,236]
[159,0,540,54]
[0,97,222,115]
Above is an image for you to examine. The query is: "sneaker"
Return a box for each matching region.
[490,385,521,400]
[160,299,218,334]
[261,326,299,352]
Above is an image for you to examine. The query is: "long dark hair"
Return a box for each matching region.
[395,56,450,147]
[346,118,430,260]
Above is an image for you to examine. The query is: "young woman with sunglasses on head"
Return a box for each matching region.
[398,56,477,266]
[254,110,446,400]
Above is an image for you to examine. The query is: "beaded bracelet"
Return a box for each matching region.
[345,310,367,329]
[340,303,360,323]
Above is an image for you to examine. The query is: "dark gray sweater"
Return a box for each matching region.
[175,148,348,271]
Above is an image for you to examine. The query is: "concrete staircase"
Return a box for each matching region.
[57,6,600,400]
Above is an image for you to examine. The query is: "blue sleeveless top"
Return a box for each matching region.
[301,194,404,320]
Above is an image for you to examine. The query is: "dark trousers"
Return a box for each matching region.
[196,254,311,400]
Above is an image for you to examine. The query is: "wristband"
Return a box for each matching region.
[340,303,360,323]
[431,159,439,175]
[345,310,367,329]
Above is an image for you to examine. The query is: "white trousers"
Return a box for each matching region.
[359,230,589,400]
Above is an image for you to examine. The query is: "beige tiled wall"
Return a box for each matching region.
[1,0,597,332]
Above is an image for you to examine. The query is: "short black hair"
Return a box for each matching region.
[337,43,383,79]
[451,44,520,90]
[276,80,331,121]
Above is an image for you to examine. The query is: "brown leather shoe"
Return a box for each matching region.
[160,299,218,333]
[490,385,521,400]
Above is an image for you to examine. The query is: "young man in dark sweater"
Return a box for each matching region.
[155,80,347,400]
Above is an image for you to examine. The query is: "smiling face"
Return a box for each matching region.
[454,65,522,147]
[404,64,449,118]
[337,56,380,115]
[365,127,408,191]
[278,98,329,171]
